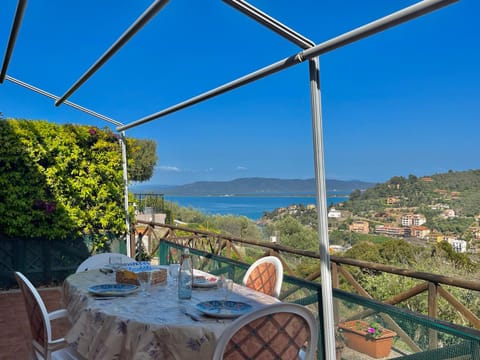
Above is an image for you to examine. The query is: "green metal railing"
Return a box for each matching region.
[159,239,480,360]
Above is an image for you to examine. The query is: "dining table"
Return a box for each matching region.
[62,267,279,360]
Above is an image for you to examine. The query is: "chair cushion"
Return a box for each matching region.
[245,263,277,296]
[224,312,310,359]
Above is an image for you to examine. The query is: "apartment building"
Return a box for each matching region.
[349,221,370,234]
[402,214,427,226]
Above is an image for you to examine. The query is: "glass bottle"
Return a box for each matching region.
[178,248,193,299]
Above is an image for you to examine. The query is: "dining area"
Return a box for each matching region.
[16,252,319,360]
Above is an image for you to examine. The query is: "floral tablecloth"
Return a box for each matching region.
[63,269,278,360]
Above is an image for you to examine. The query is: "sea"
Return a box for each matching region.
[164,193,349,221]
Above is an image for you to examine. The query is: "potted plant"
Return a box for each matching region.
[338,320,396,358]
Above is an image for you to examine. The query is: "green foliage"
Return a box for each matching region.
[127,138,157,182]
[267,216,319,251]
[0,119,146,244]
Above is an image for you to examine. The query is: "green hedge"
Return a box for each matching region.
[0,119,127,243]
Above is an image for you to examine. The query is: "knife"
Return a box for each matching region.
[183,310,200,321]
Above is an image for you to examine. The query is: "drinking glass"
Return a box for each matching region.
[138,270,152,296]
[169,264,180,287]
[109,255,123,280]
[221,278,233,302]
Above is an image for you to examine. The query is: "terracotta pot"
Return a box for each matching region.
[338,320,396,359]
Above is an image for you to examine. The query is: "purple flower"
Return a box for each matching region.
[367,327,376,334]
[88,128,97,135]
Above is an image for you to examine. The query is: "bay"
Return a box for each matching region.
[164,194,349,220]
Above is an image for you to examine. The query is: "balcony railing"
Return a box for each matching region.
[135,220,480,359]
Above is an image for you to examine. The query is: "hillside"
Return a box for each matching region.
[343,169,480,216]
[132,177,376,195]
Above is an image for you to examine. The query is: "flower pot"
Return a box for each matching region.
[338,320,396,359]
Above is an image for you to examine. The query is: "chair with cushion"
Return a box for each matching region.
[212,302,318,360]
[14,271,80,360]
[242,256,284,298]
[75,252,135,273]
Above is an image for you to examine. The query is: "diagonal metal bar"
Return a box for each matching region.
[223,0,314,49]
[117,0,457,132]
[5,75,124,127]
[0,0,28,83]
[55,0,170,107]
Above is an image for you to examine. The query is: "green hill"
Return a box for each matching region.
[133,177,375,195]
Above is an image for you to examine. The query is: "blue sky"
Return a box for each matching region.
[1,0,478,185]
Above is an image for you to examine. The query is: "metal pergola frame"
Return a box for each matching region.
[0,1,458,358]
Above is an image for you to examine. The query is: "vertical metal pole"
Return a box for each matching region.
[309,57,336,360]
[120,131,131,257]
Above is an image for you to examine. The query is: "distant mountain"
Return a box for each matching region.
[131,177,376,195]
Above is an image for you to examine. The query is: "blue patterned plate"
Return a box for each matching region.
[88,283,138,296]
[195,300,252,318]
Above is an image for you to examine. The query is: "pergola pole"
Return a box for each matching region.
[117,0,457,132]
[55,0,170,106]
[0,0,27,83]
[309,57,335,360]
[120,132,132,258]
[4,75,123,126]
[222,2,336,357]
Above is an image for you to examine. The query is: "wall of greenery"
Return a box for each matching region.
[0,119,155,250]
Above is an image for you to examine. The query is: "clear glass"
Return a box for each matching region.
[221,278,233,301]
[109,255,123,280]
[137,270,152,297]
[168,263,180,288]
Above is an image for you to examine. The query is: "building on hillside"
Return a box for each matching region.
[471,227,480,240]
[288,205,299,215]
[430,203,450,210]
[328,208,341,218]
[410,225,430,239]
[306,204,316,210]
[451,192,460,199]
[386,196,399,205]
[329,245,347,254]
[375,225,406,237]
[440,209,456,218]
[349,221,370,234]
[441,238,467,253]
[402,214,426,226]
[421,177,433,182]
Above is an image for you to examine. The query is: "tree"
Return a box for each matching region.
[127,138,157,182]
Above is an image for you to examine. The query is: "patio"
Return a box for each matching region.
[0,287,69,359]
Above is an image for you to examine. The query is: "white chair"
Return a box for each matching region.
[212,303,318,360]
[242,256,284,298]
[75,252,135,273]
[14,272,81,360]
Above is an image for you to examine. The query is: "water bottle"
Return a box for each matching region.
[178,248,193,299]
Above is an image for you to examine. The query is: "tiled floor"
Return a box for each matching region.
[0,287,70,360]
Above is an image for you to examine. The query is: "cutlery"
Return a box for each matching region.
[180,306,200,321]
[93,296,119,300]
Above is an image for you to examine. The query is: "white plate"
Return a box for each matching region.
[88,283,138,296]
[193,275,218,288]
[195,300,252,318]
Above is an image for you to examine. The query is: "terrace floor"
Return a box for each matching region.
[0,286,405,360]
[0,287,69,360]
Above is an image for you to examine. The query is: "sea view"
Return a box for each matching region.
[164,193,349,220]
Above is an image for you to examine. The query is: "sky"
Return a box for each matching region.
[1,0,478,186]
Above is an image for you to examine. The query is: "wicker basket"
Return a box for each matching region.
[116,268,167,286]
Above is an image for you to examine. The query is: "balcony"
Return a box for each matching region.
[138,220,480,360]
